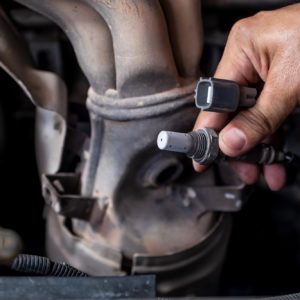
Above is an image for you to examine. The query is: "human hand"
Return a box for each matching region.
[194,4,300,191]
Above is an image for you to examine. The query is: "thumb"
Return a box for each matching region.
[219,76,297,157]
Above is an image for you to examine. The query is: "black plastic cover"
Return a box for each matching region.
[195,77,240,112]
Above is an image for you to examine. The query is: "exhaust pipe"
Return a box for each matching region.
[13,1,245,296]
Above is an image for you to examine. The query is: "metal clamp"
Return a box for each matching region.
[42,174,97,221]
[171,183,248,216]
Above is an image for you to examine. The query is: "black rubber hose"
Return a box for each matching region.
[11,254,87,277]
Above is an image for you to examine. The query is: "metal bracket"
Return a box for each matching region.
[172,183,248,215]
[42,174,97,221]
[194,184,248,212]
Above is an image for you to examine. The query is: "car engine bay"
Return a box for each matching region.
[0,0,300,299]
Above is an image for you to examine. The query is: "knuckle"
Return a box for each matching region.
[238,107,274,140]
[230,18,252,39]
[254,10,269,20]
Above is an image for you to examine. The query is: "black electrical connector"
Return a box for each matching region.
[195,77,257,112]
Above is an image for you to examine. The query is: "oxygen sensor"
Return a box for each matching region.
[157,128,300,166]
[157,77,300,167]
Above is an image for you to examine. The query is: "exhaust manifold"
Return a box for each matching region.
[13,0,243,296]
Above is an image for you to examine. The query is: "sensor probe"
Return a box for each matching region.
[157,128,300,167]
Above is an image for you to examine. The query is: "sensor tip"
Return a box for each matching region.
[157,131,193,154]
[157,131,170,150]
[157,128,220,165]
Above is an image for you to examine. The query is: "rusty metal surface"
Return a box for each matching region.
[46,207,231,296]
[83,0,179,98]
[42,174,97,221]
[13,0,247,295]
[82,106,216,257]
[0,7,67,175]
[46,208,124,277]
[15,0,116,95]
[43,167,244,253]
[160,0,203,78]
[132,214,232,296]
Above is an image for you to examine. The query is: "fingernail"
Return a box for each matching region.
[221,128,246,152]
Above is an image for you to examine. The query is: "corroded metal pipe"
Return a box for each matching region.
[10,1,240,295]
[160,0,204,78]
[16,0,116,95]
[83,0,179,97]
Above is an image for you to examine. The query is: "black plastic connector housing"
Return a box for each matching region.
[195,77,257,112]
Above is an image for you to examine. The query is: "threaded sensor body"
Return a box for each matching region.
[157,128,219,165]
[157,127,300,166]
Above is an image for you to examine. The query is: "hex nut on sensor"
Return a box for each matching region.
[189,128,219,164]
